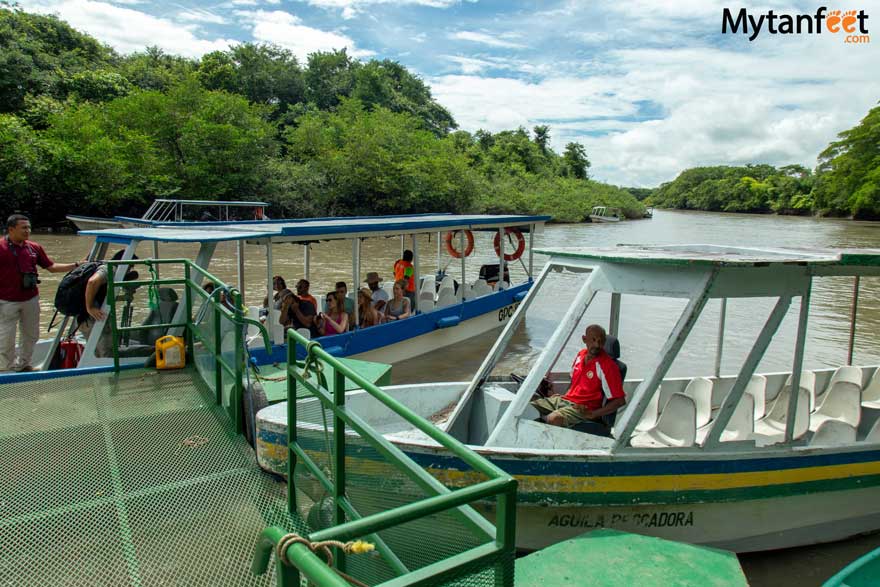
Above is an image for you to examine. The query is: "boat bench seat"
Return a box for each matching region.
[631,393,697,448]
[861,368,880,410]
[810,381,861,431]
[810,420,857,446]
[697,394,755,445]
[753,388,810,445]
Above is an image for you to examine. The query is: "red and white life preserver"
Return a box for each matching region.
[493,228,526,262]
[444,230,475,258]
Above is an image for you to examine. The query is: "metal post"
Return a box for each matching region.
[785,282,811,442]
[412,234,420,313]
[609,293,621,338]
[232,289,244,434]
[714,298,727,377]
[498,228,506,289]
[436,231,441,275]
[304,243,311,282]
[184,263,194,360]
[460,230,466,301]
[237,240,245,305]
[400,235,405,259]
[352,239,360,329]
[848,276,860,365]
[267,240,276,344]
[528,224,534,280]
[107,263,119,372]
[332,366,347,573]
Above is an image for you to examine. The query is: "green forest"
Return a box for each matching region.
[0,7,645,226]
[648,104,880,219]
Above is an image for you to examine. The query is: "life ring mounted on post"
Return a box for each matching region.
[444,230,475,258]
[493,227,526,262]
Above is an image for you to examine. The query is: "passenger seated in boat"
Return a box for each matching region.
[531,324,625,435]
[365,272,389,312]
[358,288,382,328]
[317,292,348,335]
[294,279,318,312]
[261,275,293,322]
[383,280,412,322]
[280,283,319,338]
[335,281,355,317]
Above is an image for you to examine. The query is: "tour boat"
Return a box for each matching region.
[261,244,880,553]
[588,206,622,223]
[9,207,548,377]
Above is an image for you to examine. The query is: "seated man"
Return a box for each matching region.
[531,324,625,436]
[280,286,320,338]
[335,281,355,316]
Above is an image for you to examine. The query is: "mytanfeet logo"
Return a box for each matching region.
[722,7,870,43]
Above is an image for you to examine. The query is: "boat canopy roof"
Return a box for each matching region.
[82,213,550,244]
[537,244,880,269]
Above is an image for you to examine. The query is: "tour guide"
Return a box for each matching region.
[0,214,79,372]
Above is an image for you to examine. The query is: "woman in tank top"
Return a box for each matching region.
[317,291,348,335]
[383,280,412,321]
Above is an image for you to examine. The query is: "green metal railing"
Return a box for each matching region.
[105,258,271,432]
[253,329,518,587]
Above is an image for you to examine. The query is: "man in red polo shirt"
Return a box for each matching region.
[531,324,626,433]
[0,214,79,372]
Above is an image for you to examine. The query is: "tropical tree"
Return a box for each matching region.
[562,142,590,179]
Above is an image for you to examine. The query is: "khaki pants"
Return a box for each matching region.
[0,296,41,371]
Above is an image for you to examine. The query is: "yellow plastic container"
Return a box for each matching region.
[155,335,186,370]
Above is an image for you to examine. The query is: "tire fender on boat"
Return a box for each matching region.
[444,230,475,258]
[493,227,526,261]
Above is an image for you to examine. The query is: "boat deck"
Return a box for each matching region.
[0,367,306,586]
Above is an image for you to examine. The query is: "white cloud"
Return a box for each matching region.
[177,8,227,25]
[236,9,374,60]
[301,0,458,19]
[450,30,526,49]
[19,0,237,57]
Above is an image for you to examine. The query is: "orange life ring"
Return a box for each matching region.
[493,227,526,262]
[444,230,474,258]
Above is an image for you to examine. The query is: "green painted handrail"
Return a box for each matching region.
[254,328,518,587]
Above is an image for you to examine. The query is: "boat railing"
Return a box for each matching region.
[251,329,518,587]
[105,258,271,433]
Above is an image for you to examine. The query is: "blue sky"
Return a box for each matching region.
[17,0,880,186]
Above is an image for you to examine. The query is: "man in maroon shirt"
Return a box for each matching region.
[0,214,79,372]
[531,324,626,432]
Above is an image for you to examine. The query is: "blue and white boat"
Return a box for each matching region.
[21,208,549,375]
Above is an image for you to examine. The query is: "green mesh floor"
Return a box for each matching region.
[0,368,308,587]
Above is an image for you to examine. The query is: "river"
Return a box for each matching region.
[27,209,880,585]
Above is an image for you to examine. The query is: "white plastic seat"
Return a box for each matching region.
[634,388,661,433]
[661,377,712,429]
[782,370,817,411]
[461,283,472,300]
[631,393,697,448]
[497,280,510,291]
[296,327,311,340]
[439,274,455,291]
[382,282,394,296]
[809,420,857,446]
[697,394,755,444]
[471,279,492,297]
[745,374,767,420]
[754,388,810,441]
[826,365,863,390]
[417,291,435,313]
[419,275,435,296]
[436,289,457,309]
[863,369,880,410]
[809,381,861,431]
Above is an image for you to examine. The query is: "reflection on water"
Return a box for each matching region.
[32,210,880,584]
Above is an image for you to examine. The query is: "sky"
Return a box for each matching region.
[15,0,880,187]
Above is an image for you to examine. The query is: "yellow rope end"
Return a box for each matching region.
[348,541,375,555]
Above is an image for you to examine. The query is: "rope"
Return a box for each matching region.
[146,260,160,312]
[276,533,374,587]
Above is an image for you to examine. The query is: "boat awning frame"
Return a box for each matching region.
[82,213,551,244]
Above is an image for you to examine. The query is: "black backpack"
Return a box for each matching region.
[54,262,104,321]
